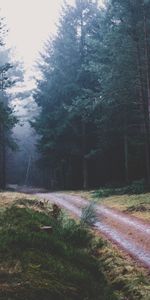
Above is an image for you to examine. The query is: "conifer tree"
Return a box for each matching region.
[0,17,17,189]
[33,0,150,189]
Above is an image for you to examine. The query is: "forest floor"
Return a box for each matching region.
[1,189,150,299]
[0,192,117,300]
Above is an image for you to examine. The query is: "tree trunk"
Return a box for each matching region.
[25,155,32,186]
[83,157,88,190]
[0,72,7,190]
[0,125,2,188]
[66,157,72,189]
[82,120,88,190]
[60,160,65,190]
[135,37,150,185]
[0,124,6,189]
[2,129,6,189]
[143,7,150,185]
[143,6,150,117]
[123,99,129,183]
[124,133,129,183]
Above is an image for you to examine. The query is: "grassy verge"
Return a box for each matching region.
[0,192,36,211]
[91,190,150,221]
[95,236,150,300]
[0,192,116,300]
[0,192,150,300]
[66,190,150,299]
[71,186,150,221]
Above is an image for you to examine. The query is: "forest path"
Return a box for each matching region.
[37,192,150,270]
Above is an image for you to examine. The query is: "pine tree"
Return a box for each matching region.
[33,0,150,189]
[33,0,101,189]
[0,18,17,189]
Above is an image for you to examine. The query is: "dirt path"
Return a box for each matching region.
[37,192,150,269]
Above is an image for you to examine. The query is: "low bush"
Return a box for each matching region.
[80,203,97,226]
[123,180,146,194]
[62,219,92,248]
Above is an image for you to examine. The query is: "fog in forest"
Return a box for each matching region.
[6,96,41,186]
[0,0,71,188]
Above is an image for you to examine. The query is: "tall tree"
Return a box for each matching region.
[33,0,101,189]
[0,18,18,189]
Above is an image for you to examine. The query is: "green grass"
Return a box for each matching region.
[1,194,150,300]
[98,242,150,300]
[92,180,146,198]
[0,200,117,300]
[84,182,150,221]
[90,190,150,221]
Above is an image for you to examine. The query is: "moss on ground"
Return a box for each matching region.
[0,196,116,300]
[97,239,150,300]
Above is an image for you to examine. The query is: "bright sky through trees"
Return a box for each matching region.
[0,0,103,72]
[0,0,75,70]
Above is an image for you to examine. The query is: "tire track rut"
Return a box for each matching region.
[37,192,150,269]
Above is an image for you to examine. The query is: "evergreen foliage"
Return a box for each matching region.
[81,202,97,226]
[0,17,18,189]
[33,0,150,189]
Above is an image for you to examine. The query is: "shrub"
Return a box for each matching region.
[80,203,97,226]
[93,179,146,198]
[123,180,145,194]
[62,219,92,248]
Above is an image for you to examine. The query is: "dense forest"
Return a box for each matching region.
[31,0,150,190]
[0,2,150,300]
[1,0,150,190]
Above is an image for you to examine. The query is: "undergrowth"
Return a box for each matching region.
[81,202,97,226]
[0,199,116,300]
[98,242,150,300]
[93,180,146,198]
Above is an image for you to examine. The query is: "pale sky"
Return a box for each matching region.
[0,0,102,89]
[0,0,103,119]
[0,0,75,72]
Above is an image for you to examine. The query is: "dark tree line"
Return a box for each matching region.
[33,0,150,190]
[0,18,18,189]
